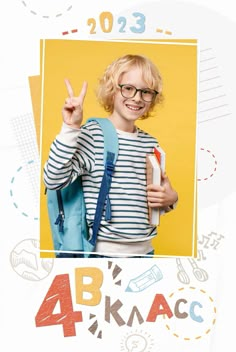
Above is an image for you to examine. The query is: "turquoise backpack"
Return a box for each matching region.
[46,117,119,258]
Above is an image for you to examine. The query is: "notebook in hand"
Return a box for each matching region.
[146,154,161,226]
[153,145,166,217]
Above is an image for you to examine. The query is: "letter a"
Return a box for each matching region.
[146,294,173,322]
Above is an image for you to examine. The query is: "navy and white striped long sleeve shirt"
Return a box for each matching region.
[44,120,159,255]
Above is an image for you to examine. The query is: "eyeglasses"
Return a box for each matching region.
[119,84,158,102]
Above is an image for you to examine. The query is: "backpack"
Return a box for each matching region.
[46,117,119,258]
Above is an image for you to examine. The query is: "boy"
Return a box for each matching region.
[43,54,178,258]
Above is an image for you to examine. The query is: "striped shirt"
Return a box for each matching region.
[44,120,159,256]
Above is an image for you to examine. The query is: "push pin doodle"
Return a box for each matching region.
[125,265,163,292]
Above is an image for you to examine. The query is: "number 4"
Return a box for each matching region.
[35,274,83,337]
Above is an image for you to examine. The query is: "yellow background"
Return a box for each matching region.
[31,39,198,257]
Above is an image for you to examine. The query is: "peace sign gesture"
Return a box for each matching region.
[62,79,88,129]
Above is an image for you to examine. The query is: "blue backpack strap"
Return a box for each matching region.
[87,117,119,163]
[86,117,119,245]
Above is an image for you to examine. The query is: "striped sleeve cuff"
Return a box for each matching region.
[56,122,81,145]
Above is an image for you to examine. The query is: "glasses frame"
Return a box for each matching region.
[118,84,158,102]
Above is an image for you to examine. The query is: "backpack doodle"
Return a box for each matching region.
[46,117,119,258]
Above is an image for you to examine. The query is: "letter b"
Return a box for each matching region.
[75,267,103,306]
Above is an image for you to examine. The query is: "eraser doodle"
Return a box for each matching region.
[125,265,163,292]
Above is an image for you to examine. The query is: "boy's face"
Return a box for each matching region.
[111,67,152,131]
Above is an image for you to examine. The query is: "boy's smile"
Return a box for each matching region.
[125,102,144,111]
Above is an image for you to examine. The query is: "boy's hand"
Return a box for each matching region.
[147,172,178,209]
[62,79,88,129]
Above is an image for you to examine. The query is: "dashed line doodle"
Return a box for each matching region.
[156,28,172,35]
[10,160,39,220]
[19,1,72,19]
[62,28,78,35]
[197,147,217,181]
[164,287,216,340]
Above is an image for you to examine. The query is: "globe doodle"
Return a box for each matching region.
[10,238,54,281]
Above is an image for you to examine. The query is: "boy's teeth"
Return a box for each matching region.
[127,105,140,110]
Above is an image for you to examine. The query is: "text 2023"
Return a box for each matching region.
[87,11,146,34]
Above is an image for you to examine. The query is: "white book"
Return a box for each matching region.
[154,146,166,216]
[146,154,161,226]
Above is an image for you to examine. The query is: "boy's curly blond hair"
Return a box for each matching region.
[96,54,163,119]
